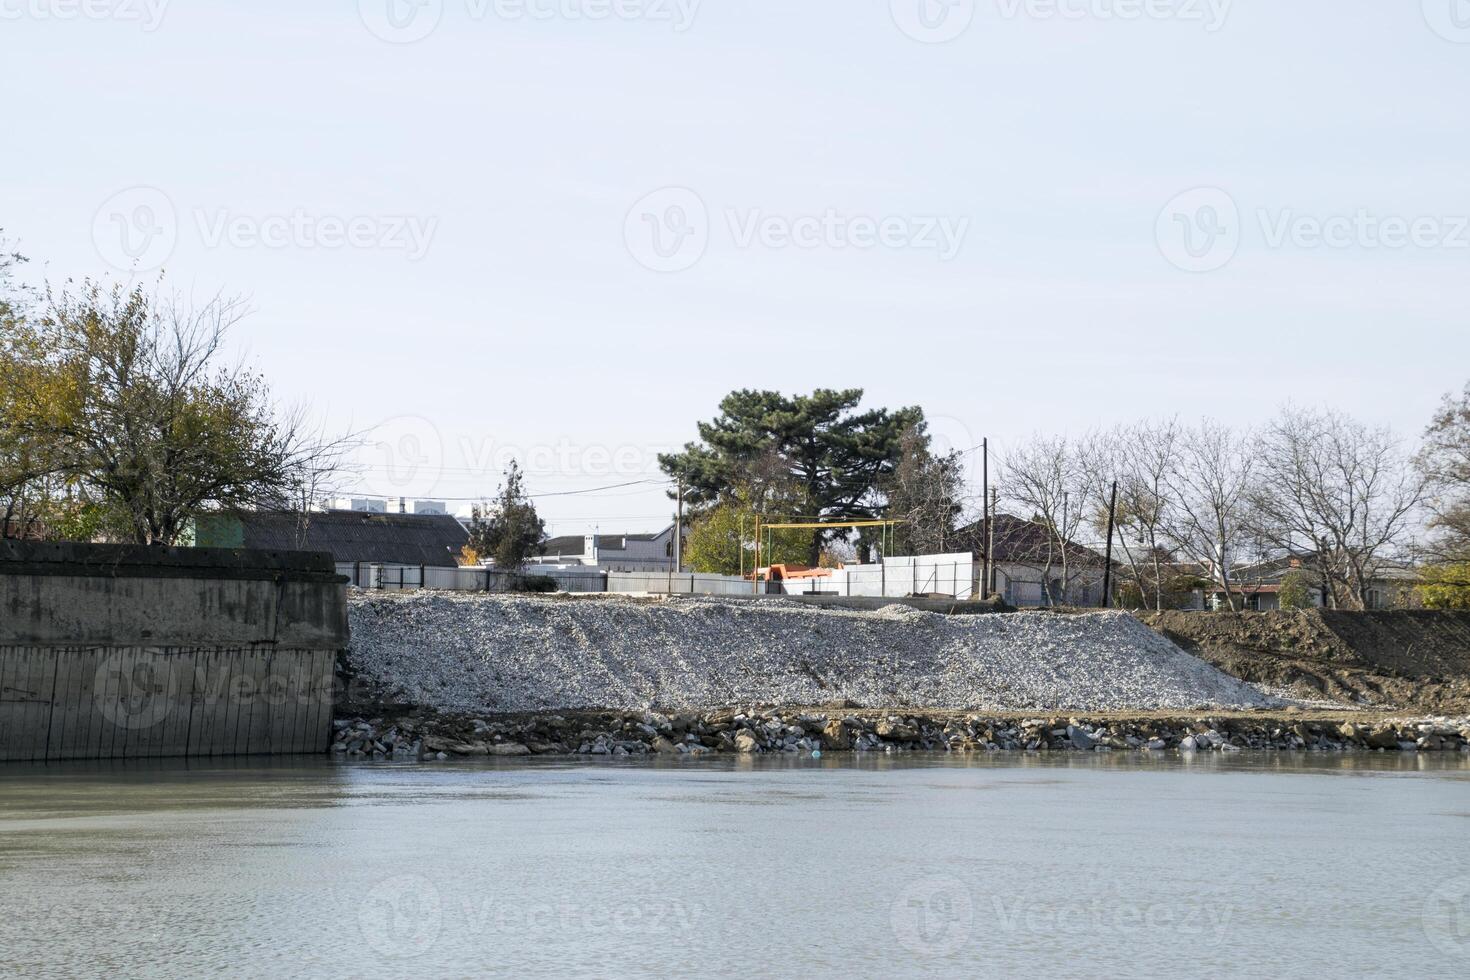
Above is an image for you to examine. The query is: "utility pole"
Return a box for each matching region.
[674,480,683,573]
[981,437,989,601]
[1102,479,1118,608]
[987,487,998,598]
[753,514,760,595]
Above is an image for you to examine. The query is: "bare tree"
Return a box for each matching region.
[1003,434,1103,605]
[1158,419,1255,610]
[1419,382,1470,562]
[1252,405,1424,609]
[279,412,358,548]
[1082,420,1185,611]
[881,424,969,555]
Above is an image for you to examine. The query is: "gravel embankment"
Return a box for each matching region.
[346,592,1277,713]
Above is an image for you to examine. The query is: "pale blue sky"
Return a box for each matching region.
[3,1,1467,533]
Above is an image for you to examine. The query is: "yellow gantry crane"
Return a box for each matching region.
[742,517,904,592]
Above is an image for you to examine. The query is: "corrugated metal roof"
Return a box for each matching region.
[209,510,469,567]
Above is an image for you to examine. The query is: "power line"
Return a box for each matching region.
[336,478,674,503]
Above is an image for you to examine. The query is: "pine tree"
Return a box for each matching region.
[467,460,546,570]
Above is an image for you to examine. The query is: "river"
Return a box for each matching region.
[2,753,1468,978]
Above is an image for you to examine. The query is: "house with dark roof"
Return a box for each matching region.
[955,513,1111,606]
[196,510,469,568]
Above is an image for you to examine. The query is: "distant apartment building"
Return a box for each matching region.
[329,497,447,515]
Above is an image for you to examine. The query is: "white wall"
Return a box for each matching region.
[776,553,975,599]
[992,562,1106,607]
[607,571,752,596]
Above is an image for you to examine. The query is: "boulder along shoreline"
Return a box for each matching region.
[328,708,1470,760]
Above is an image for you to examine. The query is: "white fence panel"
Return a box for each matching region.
[777,555,975,599]
[607,571,752,595]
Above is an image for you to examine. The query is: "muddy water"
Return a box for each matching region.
[2,753,1468,977]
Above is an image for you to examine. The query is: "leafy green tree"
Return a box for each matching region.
[0,232,54,538]
[685,493,811,575]
[467,460,546,570]
[659,388,922,564]
[2,278,329,544]
[1277,569,1314,610]
[1416,564,1470,609]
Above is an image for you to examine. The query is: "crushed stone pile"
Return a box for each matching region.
[346,593,1278,714]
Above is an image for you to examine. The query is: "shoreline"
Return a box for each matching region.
[330,707,1470,761]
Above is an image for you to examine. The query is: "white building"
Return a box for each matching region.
[531,524,683,572]
[329,497,446,515]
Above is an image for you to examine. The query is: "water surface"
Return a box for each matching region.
[2,753,1468,978]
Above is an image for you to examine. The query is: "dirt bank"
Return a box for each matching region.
[1137,610,1470,713]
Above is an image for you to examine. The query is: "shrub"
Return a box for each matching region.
[1278,570,1313,610]
[511,575,558,593]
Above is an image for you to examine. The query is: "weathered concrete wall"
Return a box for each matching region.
[0,541,347,762]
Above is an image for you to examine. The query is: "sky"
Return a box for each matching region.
[2,0,1468,535]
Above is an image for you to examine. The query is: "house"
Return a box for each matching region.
[530,524,683,572]
[1206,553,1421,611]
[955,513,1112,607]
[195,509,469,568]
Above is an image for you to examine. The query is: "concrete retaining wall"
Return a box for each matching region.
[0,541,347,762]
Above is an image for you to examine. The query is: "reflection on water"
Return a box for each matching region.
[2,752,1468,977]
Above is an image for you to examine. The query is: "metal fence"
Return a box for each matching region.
[801,560,975,599]
[336,563,606,593]
[336,561,981,599]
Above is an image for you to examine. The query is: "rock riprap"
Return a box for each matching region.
[329,710,1470,759]
[345,593,1277,713]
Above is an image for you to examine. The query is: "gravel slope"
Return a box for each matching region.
[346,593,1277,713]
